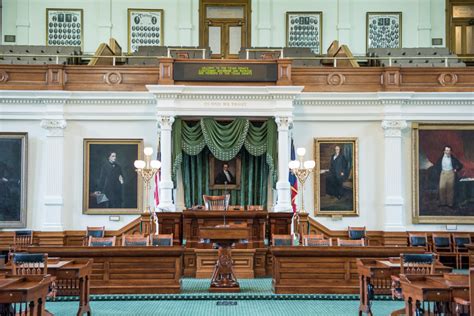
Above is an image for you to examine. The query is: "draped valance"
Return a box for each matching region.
[172,118,277,182]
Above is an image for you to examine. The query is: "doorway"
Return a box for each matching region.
[447,0,474,58]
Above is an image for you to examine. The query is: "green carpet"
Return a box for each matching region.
[46,278,405,315]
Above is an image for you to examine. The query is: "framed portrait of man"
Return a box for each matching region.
[412,123,474,224]
[314,138,359,216]
[83,139,143,215]
[0,133,27,228]
[209,156,241,190]
[127,8,164,53]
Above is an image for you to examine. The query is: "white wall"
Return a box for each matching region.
[2,0,444,54]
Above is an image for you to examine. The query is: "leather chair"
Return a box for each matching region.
[203,194,230,210]
[122,234,149,246]
[452,233,471,269]
[432,233,456,266]
[13,230,33,249]
[12,253,48,275]
[83,226,105,245]
[408,232,429,251]
[150,234,174,246]
[348,226,366,244]
[272,234,292,246]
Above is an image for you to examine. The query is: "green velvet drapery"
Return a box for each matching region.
[172,118,277,208]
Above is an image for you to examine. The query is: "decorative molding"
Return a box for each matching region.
[327,73,345,86]
[275,116,293,131]
[381,120,408,137]
[40,119,67,137]
[0,71,9,83]
[104,72,123,85]
[157,115,175,130]
[438,73,458,87]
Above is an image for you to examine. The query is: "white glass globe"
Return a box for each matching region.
[296,147,306,156]
[288,160,300,169]
[150,160,161,169]
[144,147,154,156]
[304,160,316,169]
[134,160,146,169]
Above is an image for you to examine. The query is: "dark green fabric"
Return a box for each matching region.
[181,148,268,208]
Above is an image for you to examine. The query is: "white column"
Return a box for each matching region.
[157,115,176,211]
[337,0,352,47]
[98,0,113,43]
[256,0,272,46]
[15,0,30,44]
[273,116,292,212]
[382,120,408,231]
[418,0,432,47]
[40,119,67,231]
[178,0,194,45]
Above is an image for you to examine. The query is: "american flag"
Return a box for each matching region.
[289,138,298,213]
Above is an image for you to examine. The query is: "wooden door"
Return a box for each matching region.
[200,0,251,59]
[447,0,474,57]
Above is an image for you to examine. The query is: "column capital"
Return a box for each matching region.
[275,116,293,131]
[381,120,407,137]
[40,119,67,137]
[157,115,175,130]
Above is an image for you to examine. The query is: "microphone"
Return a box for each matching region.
[224,181,228,226]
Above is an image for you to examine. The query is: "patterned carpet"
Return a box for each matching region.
[46,278,405,315]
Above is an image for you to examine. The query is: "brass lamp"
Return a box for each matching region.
[134,147,161,214]
[288,147,315,214]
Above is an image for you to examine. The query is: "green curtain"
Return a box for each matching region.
[182,148,268,208]
[172,117,277,208]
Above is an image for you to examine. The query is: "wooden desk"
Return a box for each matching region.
[26,246,183,294]
[356,257,452,316]
[271,246,426,294]
[399,274,468,316]
[0,274,53,316]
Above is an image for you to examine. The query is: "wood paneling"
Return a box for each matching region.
[195,249,255,278]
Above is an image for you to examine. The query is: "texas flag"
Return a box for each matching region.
[289,138,298,213]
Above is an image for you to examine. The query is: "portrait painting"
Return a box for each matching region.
[83,139,143,214]
[413,123,474,223]
[314,138,359,216]
[209,156,241,190]
[46,8,83,47]
[0,133,27,228]
[366,12,402,51]
[286,11,322,54]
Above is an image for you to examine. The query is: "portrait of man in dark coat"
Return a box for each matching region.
[325,145,349,199]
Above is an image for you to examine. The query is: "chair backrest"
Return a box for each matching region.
[302,234,325,246]
[400,253,435,275]
[432,233,452,251]
[408,233,428,248]
[150,234,174,246]
[203,194,230,210]
[86,226,105,238]
[337,238,365,246]
[452,234,471,251]
[348,226,366,240]
[12,253,48,275]
[272,234,292,246]
[13,230,33,247]
[304,238,332,247]
[88,236,116,247]
[122,234,149,246]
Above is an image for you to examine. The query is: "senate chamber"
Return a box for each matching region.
[0,0,474,315]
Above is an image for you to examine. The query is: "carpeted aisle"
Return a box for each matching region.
[46,278,405,316]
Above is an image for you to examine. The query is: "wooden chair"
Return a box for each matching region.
[302,234,326,246]
[13,230,33,249]
[304,238,332,247]
[408,232,429,250]
[348,226,366,240]
[122,234,149,246]
[150,234,174,246]
[83,226,105,245]
[272,234,292,246]
[88,236,116,247]
[12,253,48,275]
[203,194,230,210]
[390,253,436,316]
[337,238,365,246]
[452,233,471,269]
[432,233,456,266]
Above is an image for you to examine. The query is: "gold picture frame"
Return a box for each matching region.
[412,123,474,224]
[286,11,322,55]
[46,8,83,48]
[209,156,241,190]
[0,132,27,228]
[83,139,143,215]
[127,8,164,53]
[366,12,402,51]
[314,138,359,216]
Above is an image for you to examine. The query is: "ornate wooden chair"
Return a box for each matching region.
[13,230,33,249]
[408,232,429,251]
[272,234,292,246]
[452,233,471,269]
[432,233,456,266]
[83,226,105,245]
[12,253,48,275]
[337,238,365,246]
[150,234,174,246]
[88,236,116,247]
[203,194,230,210]
[348,226,366,241]
[122,234,149,246]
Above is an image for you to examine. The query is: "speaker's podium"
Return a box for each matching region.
[199,225,249,292]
